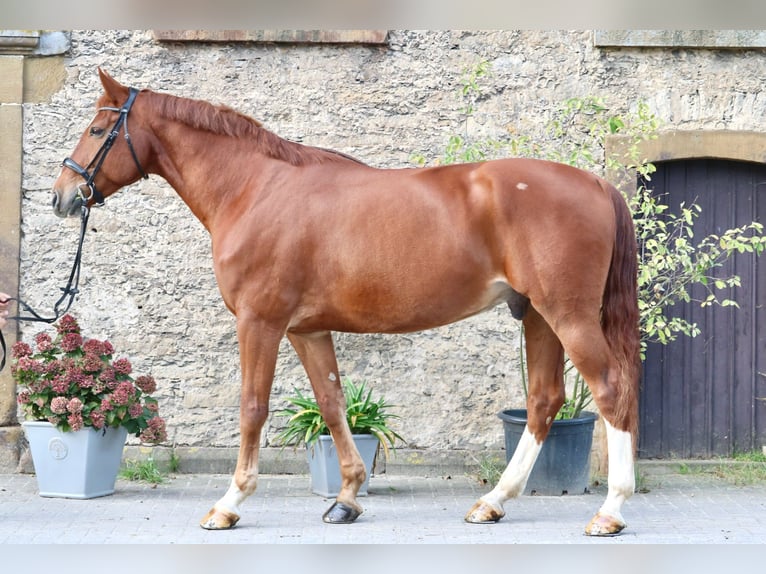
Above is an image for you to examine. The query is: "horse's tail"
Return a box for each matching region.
[600,180,641,443]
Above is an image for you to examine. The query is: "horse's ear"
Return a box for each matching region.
[98,67,129,103]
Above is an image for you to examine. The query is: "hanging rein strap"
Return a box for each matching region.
[0,87,147,372]
[0,204,90,372]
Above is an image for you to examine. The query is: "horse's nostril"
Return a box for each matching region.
[51,193,59,208]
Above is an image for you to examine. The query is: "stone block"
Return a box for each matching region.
[23,56,66,103]
[0,56,23,103]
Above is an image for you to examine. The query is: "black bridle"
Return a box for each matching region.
[62,86,148,206]
[0,87,148,371]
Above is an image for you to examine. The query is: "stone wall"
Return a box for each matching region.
[9,30,766,468]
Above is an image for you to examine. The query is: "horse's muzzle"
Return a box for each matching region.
[51,189,82,218]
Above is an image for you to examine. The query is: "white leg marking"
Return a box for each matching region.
[481,426,542,508]
[599,420,635,523]
[214,477,251,516]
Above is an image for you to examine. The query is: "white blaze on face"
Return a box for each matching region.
[516,182,528,191]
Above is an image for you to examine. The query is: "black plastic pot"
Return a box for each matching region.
[498,409,598,495]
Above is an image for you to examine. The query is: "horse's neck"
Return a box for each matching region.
[148,120,273,231]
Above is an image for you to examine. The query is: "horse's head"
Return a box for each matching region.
[51,68,150,217]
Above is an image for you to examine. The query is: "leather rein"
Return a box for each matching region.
[0,87,148,371]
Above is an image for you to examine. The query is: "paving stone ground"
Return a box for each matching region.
[1,469,765,544]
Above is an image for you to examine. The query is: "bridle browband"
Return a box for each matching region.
[62,86,148,206]
[0,86,149,372]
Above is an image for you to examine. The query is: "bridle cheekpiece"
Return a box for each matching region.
[61,86,148,206]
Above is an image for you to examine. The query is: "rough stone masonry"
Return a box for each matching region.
[8,30,766,471]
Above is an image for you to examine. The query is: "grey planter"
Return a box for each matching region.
[306,434,379,497]
[22,421,128,499]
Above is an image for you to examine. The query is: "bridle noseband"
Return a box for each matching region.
[62,86,148,206]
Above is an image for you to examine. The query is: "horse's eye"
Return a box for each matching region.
[89,126,105,137]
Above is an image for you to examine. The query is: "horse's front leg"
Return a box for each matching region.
[287,331,366,524]
[200,317,284,530]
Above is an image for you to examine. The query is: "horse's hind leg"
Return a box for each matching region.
[554,319,636,536]
[465,307,565,523]
[287,331,366,524]
[200,316,283,530]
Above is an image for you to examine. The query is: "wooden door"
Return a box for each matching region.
[639,159,766,458]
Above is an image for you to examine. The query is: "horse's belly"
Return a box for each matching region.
[289,277,515,334]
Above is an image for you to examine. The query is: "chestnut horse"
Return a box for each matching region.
[51,69,640,536]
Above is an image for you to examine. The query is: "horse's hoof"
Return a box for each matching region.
[322,501,362,524]
[464,500,505,524]
[199,507,240,530]
[584,512,626,536]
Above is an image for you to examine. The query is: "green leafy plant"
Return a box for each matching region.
[631,186,766,348]
[275,379,403,458]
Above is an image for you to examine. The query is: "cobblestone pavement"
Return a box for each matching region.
[1,469,765,544]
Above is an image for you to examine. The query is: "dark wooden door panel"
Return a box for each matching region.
[639,159,766,458]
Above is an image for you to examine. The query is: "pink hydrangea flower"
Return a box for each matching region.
[139,416,167,443]
[77,374,95,389]
[67,397,83,413]
[56,314,80,334]
[45,359,62,375]
[82,338,106,356]
[16,356,44,374]
[51,375,69,394]
[111,381,136,406]
[34,332,53,353]
[67,412,84,431]
[90,409,105,429]
[128,402,144,418]
[100,366,117,387]
[135,375,157,394]
[51,396,69,414]
[61,333,83,353]
[112,358,132,375]
[11,342,33,359]
[82,353,104,373]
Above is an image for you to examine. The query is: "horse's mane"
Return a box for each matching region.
[145,90,366,167]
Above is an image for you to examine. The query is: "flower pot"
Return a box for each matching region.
[498,409,597,496]
[22,421,128,499]
[307,434,379,498]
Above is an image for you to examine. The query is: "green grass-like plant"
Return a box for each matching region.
[275,379,403,458]
[119,457,166,484]
[692,451,766,485]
